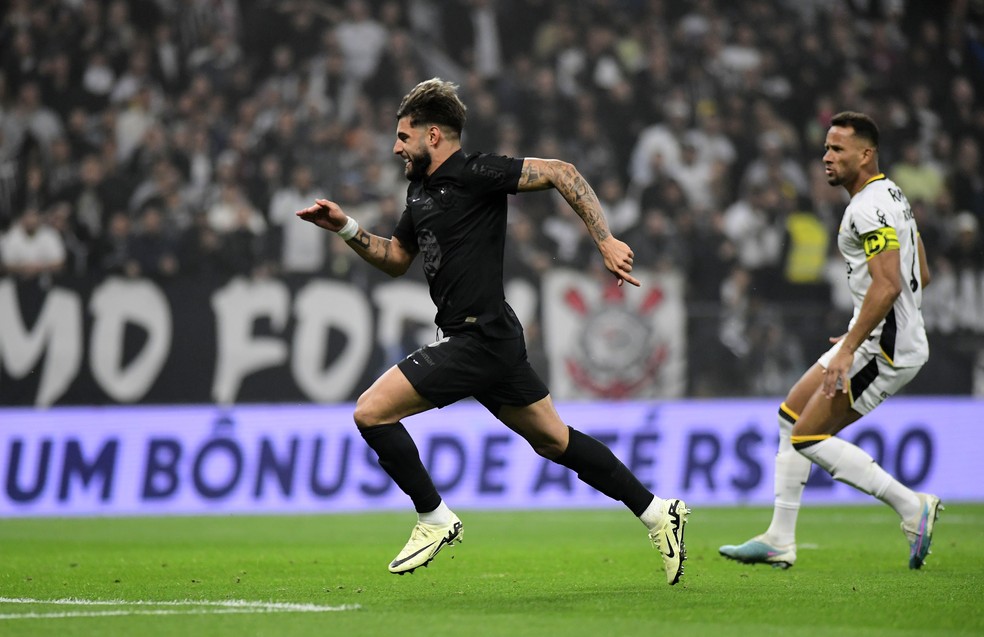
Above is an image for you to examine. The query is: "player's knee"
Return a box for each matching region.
[352,391,379,429]
[530,437,565,460]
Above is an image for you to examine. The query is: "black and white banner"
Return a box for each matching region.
[0,271,686,406]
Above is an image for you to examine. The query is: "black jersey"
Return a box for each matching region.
[393,150,524,339]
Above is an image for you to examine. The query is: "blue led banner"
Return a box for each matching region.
[2,397,980,516]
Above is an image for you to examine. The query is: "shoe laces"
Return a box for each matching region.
[648,527,664,547]
[409,522,430,541]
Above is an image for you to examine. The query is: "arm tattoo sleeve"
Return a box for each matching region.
[520,159,612,243]
[553,162,611,243]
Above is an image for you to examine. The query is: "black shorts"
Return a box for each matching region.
[397,332,549,415]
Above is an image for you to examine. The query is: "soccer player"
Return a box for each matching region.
[296,78,690,585]
[719,111,941,570]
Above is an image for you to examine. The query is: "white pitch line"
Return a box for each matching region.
[0,597,361,620]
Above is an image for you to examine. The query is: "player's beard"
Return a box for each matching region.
[404,145,432,182]
[825,164,844,186]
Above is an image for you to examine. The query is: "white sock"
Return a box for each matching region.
[418,500,454,525]
[765,405,811,546]
[638,496,665,531]
[794,436,922,521]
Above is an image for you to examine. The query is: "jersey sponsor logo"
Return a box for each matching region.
[470,163,505,181]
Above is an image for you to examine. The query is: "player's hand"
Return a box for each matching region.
[828,332,847,344]
[598,236,641,287]
[295,198,347,232]
[821,347,853,398]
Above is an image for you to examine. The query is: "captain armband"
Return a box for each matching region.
[861,227,899,259]
[337,217,360,241]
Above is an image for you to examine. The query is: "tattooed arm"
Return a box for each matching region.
[296,198,416,277]
[518,158,640,286]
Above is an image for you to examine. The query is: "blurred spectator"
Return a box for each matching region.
[45,136,78,201]
[151,22,184,94]
[110,47,161,107]
[687,105,736,181]
[79,51,115,112]
[541,192,594,267]
[178,212,224,277]
[128,204,180,279]
[47,201,88,277]
[0,207,66,281]
[92,211,137,276]
[39,51,85,122]
[443,0,505,80]
[629,95,689,189]
[722,184,785,276]
[187,28,243,92]
[664,136,721,212]
[219,204,267,276]
[3,81,64,160]
[2,28,39,96]
[15,162,47,214]
[246,153,286,216]
[945,211,984,332]
[114,85,156,164]
[595,174,638,236]
[206,182,266,237]
[889,140,946,208]
[565,114,619,187]
[624,208,682,274]
[261,45,303,108]
[950,137,984,224]
[268,164,328,274]
[333,0,388,82]
[740,130,808,201]
[504,210,551,283]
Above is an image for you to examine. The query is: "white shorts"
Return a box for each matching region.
[818,338,923,416]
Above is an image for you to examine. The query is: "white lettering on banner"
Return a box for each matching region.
[211,278,291,404]
[1,274,639,406]
[89,278,172,403]
[0,279,82,407]
[542,269,686,400]
[2,398,981,516]
[292,281,373,402]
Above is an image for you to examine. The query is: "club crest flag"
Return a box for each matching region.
[542,269,686,399]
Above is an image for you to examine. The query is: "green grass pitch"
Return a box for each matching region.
[1,504,982,636]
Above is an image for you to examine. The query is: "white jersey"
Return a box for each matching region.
[836,174,929,367]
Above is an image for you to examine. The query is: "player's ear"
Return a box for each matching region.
[428,125,442,147]
[861,145,874,165]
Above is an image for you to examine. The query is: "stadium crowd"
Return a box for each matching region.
[1,0,983,395]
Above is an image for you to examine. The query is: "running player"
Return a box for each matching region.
[297,78,690,585]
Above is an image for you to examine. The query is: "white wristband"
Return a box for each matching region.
[337,217,359,241]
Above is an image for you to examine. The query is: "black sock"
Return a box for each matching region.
[360,423,442,513]
[555,427,655,516]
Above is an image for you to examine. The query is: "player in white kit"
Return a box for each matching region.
[719,112,942,570]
